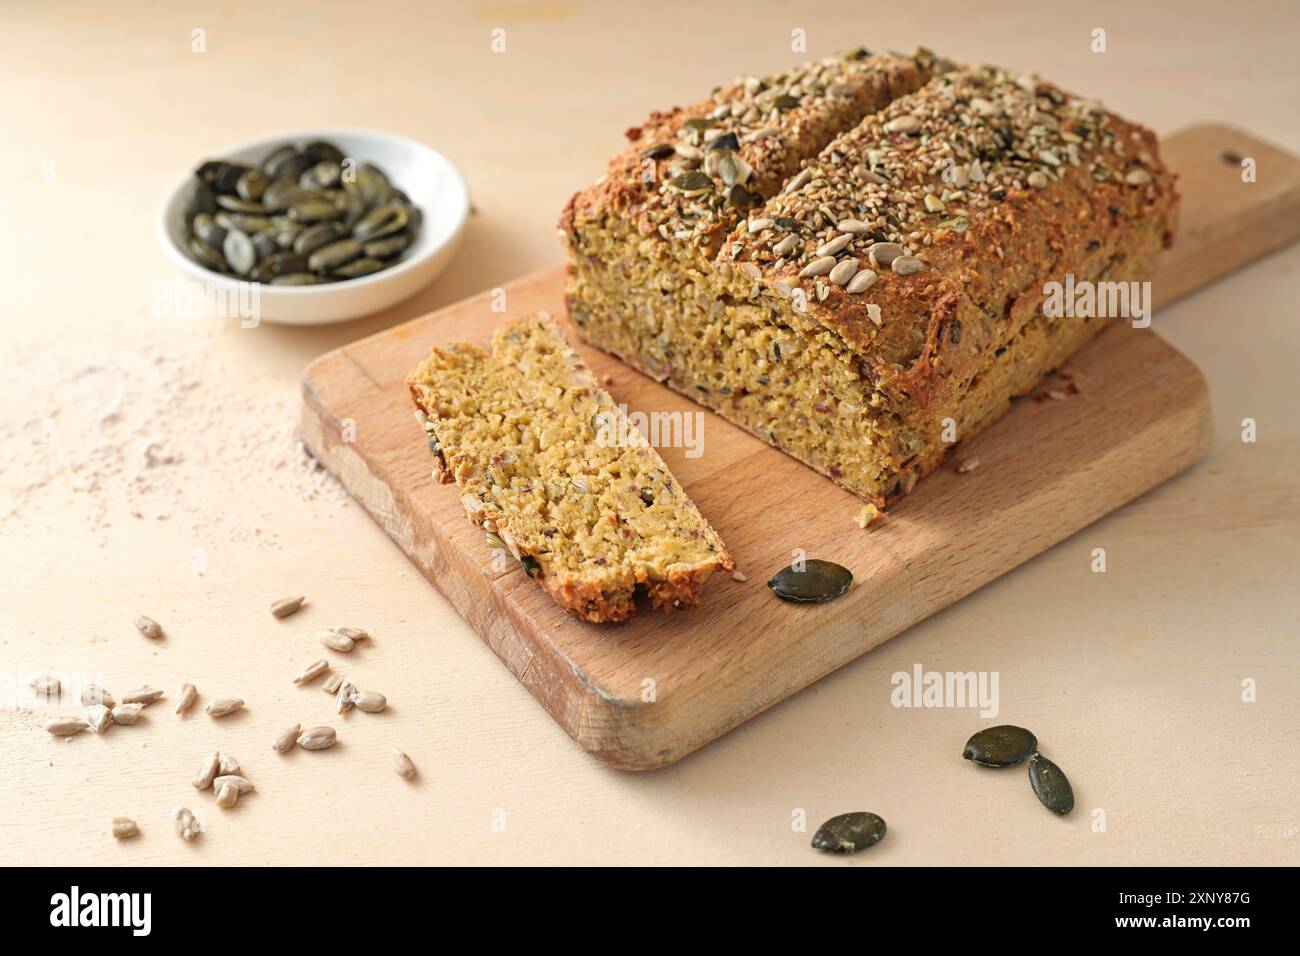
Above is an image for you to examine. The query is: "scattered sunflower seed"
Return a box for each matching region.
[29,675,61,700]
[45,718,89,737]
[392,748,416,780]
[1028,753,1075,814]
[217,752,241,776]
[963,725,1038,767]
[111,817,140,840]
[215,783,239,809]
[133,615,163,640]
[270,595,306,619]
[193,751,221,790]
[81,684,115,708]
[732,570,748,582]
[293,659,330,685]
[206,697,244,718]
[318,629,355,653]
[353,690,387,713]
[111,703,144,725]
[322,673,344,695]
[336,680,358,714]
[297,726,338,751]
[811,811,887,854]
[172,806,201,841]
[122,686,164,706]
[272,723,301,753]
[767,559,853,603]
[175,682,198,715]
[213,774,255,794]
[333,626,369,642]
[86,704,113,734]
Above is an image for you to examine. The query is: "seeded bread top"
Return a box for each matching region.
[559,47,940,256]
[719,64,1178,404]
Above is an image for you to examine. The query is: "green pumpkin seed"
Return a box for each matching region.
[308,239,362,272]
[300,160,342,190]
[251,228,279,261]
[288,199,343,223]
[331,256,384,279]
[962,725,1038,767]
[264,149,312,182]
[191,213,226,249]
[363,234,409,259]
[641,143,675,160]
[223,229,256,275]
[260,145,298,177]
[215,211,273,234]
[352,203,408,242]
[811,811,886,854]
[304,140,345,164]
[270,272,324,286]
[668,171,714,194]
[261,179,315,214]
[767,559,852,603]
[186,179,217,217]
[188,237,227,272]
[1028,753,1074,814]
[236,168,268,202]
[294,221,347,256]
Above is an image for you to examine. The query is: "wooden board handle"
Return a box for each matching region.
[1155,124,1300,309]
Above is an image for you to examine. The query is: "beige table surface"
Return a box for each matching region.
[1,0,1297,866]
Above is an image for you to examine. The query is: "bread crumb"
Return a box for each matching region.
[1046,389,1068,401]
[732,570,747,582]
[854,503,881,528]
[956,457,980,474]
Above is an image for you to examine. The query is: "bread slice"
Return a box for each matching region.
[407,314,733,623]
[560,53,1178,507]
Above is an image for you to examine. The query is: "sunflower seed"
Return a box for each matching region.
[294,659,330,685]
[828,258,859,286]
[175,682,197,715]
[767,559,853,603]
[133,615,163,640]
[334,626,369,642]
[353,690,387,713]
[205,697,244,718]
[884,114,921,134]
[297,726,337,750]
[122,686,164,706]
[272,723,301,753]
[816,234,852,257]
[891,255,924,275]
[29,675,60,700]
[81,683,115,708]
[798,256,837,278]
[392,748,416,779]
[963,725,1038,767]
[336,680,358,714]
[215,783,239,809]
[111,703,144,725]
[213,774,255,794]
[956,457,980,474]
[111,817,140,840]
[868,242,904,268]
[845,269,878,294]
[172,806,201,841]
[45,718,89,737]
[86,704,112,734]
[193,752,221,789]
[1028,753,1075,814]
[322,673,344,695]
[217,752,241,776]
[319,629,355,653]
[811,811,887,853]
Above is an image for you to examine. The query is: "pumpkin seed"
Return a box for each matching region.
[270,272,323,286]
[217,752,241,776]
[363,234,409,259]
[205,697,244,718]
[353,690,387,713]
[767,559,853,603]
[223,229,256,275]
[172,806,201,841]
[308,239,362,272]
[261,179,314,213]
[297,726,337,750]
[122,686,164,706]
[332,256,384,280]
[216,194,267,215]
[215,211,273,235]
[111,703,144,725]
[262,146,307,179]
[81,683,115,708]
[213,774,255,794]
[236,168,268,202]
[133,615,163,639]
[294,658,330,685]
[215,782,239,809]
[392,748,416,779]
[963,725,1038,767]
[192,752,221,790]
[45,718,89,737]
[352,203,408,242]
[186,179,217,217]
[192,212,227,248]
[319,629,355,653]
[668,171,714,195]
[811,811,887,854]
[86,704,112,734]
[300,159,342,190]
[288,198,343,224]
[111,817,139,840]
[188,236,227,271]
[351,163,393,205]
[304,140,345,164]
[250,228,280,263]
[175,682,197,715]
[1028,753,1075,814]
[272,723,301,753]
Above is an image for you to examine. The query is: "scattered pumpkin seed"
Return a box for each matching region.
[133,615,163,639]
[272,723,301,753]
[811,811,887,854]
[297,726,338,750]
[175,682,198,715]
[172,806,201,841]
[294,659,330,685]
[45,718,89,737]
[1028,753,1075,814]
[392,748,416,780]
[767,559,853,603]
[205,697,244,718]
[963,725,1038,767]
[353,690,387,713]
[111,817,140,840]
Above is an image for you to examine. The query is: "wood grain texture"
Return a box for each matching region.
[299,124,1298,769]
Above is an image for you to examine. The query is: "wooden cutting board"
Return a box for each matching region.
[299,124,1300,770]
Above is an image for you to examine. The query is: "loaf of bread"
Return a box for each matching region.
[560,48,1178,506]
[408,314,734,623]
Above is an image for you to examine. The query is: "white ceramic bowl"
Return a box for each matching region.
[157,127,469,325]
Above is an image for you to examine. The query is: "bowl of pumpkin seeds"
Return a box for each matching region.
[158,128,470,324]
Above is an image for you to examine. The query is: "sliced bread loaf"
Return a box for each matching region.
[408,313,733,623]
